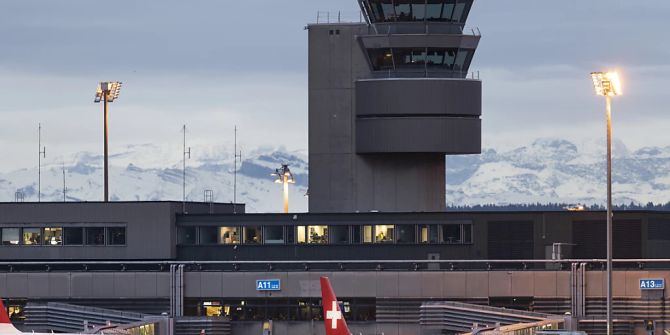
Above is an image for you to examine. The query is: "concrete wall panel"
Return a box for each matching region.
[184,272,201,297]
[199,272,224,297]
[48,273,70,298]
[221,273,246,297]
[114,273,136,298]
[6,273,28,297]
[70,273,93,298]
[585,271,605,298]
[488,272,512,297]
[27,273,49,297]
[398,272,422,298]
[445,272,468,297]
[533,272,558,297]
[376,272,399,298]
[135,272,158,298]
[421,272,443,298]
[510,272,534,297]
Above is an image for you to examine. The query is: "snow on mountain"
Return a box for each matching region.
[1,138,668,211]
[446,138,670,206]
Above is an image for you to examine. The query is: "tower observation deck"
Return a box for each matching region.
[308,0,481,213]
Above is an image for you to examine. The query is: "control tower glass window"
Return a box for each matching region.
[365,0,469,23]
[368,48,472,72]
[368,49,394,71]
[1,228,19,245]
[23,228,41,245]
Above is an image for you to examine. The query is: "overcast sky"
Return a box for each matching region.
[1,0,669,171]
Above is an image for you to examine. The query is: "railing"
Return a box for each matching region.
[315,11,364,24]
[0,259,669,272]
[369,22,481,36]
[363,69,480,79]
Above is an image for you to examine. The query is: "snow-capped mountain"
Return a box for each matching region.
[1,138,668,212]
[446,138,670,206]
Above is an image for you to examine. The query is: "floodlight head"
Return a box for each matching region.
[94,81,123,103]
[272,164,296,184]
[591,72,622,97]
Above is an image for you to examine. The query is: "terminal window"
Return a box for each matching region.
[1,228,20,245]
[86,227,105,245]
[219,227,240,244]
[419,224,439,243]
[64,227,83,245]
[330,225,349,244]
[199,226,218,244]
[308,225,328,244]
[244,226,262,244]
[22,228,41,245]
[375,225,394,243]
[107,227,126,245]
[264,226,284,244]
[43,227,63,245]
[396,225,416,243]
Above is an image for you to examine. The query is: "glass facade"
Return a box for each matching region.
[365,0,470,23]
[86,227,105,245]
[244,227,262,244]
[264,226,284,244]
[308,226,328,244]
[369,47,472,72]
[374,225,395,243]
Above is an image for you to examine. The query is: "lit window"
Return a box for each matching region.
[23,228,41,245]
[1,228,19,245]
[264,226,284,244]
[308,226,328,244]
[363,225,373,243]
[244,226,262,244]
[420,225,440,243]
[374,225,394,243]
[219,227,240,244]
[297,226,307,244]
[107,227,126,245]
[43,227,63,246]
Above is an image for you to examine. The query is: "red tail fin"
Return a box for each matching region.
[320,277,351,335]
[0,299,11,324]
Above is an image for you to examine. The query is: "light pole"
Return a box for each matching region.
[272,164,295,213]
[590,71,622,335]
[94,81,122,202]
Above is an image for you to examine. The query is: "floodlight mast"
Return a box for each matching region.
[94,81,122,202]
[590,71,622,335]
[272,164,295,213]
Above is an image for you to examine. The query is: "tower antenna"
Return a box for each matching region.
[182,125,191,213]
[233,125,242,214]
[38,123,46,202]
[62,162,67,202]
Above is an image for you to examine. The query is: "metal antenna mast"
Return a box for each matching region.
[233,125,242,214]
[62,162,67,202]
[182,125,191,213]
[38,123,46,202]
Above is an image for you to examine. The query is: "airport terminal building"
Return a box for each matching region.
[2,1,670,335]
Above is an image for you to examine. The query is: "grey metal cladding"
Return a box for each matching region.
[356,78,481,117]
[356,117,481,154]
[359,34,480,50]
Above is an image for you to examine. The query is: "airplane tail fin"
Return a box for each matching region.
[0,299,11,324]
[320,277,351,335]
[0,298,20,333]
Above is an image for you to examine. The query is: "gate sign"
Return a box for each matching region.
[256,279,281,291]
[640,279,665,290]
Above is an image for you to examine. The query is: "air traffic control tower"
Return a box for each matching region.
[308,0,481,212]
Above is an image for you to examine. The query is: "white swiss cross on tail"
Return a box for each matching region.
[326,301,342,329]
[320,277,352,335]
